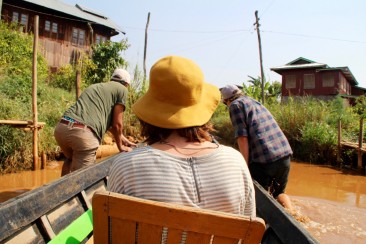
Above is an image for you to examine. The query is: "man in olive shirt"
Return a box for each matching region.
[54,68,136,175]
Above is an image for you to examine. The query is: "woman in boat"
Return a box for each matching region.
[108,55,256,217]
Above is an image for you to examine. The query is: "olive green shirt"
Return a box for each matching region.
[64,81,128,141]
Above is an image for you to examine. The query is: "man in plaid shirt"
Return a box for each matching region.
[220,84,293,210]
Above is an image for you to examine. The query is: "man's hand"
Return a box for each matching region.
[121,134,137,147]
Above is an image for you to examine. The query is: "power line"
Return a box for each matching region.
[262,30,366,44]
[259,0,277,18]
[124,27,251,34]
[124,25,366,44]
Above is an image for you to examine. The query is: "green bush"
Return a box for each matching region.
[299,121,338,164]
[49,64,75,91]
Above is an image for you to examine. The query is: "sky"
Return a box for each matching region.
[63,0,366,89]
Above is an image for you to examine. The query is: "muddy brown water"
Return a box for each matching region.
[0,161,365,243]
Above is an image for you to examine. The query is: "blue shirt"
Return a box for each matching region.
[229,96,293,164]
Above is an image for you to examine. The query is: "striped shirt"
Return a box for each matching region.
[229,96,293,164]
[108,145,256,217]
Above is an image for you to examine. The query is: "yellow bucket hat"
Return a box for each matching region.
[132,56,220,129]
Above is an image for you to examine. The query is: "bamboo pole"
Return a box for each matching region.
[337,119,341,166]
[76,69,81,99]
[358,117,364,170]
[32,15,39,170]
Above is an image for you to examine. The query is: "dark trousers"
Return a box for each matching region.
[249,155,291,198]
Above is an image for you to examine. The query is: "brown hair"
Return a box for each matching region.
[139,120,215,145]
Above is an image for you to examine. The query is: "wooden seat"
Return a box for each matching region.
[92,191,265,244]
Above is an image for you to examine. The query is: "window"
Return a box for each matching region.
[303,74,315,89]
[72,28,85,46]
[322,73,334,87]
[20,14,28,26]
[95,34,107,44]
[45,20,51,31]
[52,23,58,33]
[285,75,296,89]
[45,20,59,39]
[12,12,28,32]
[12,12,19,23]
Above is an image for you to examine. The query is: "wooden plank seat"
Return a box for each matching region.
[92,191,266,244]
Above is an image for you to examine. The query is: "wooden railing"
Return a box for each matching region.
[338,118,365,171]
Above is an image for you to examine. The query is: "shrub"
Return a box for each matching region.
[299,121,338,164]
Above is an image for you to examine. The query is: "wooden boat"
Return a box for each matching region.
[0,155,319,243]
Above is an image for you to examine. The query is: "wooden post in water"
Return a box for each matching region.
[358,117,364,170]
[32,15,39,170]
[337,119,342,166]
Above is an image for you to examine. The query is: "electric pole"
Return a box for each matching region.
[143,12,150,91]
[254,10,265,104]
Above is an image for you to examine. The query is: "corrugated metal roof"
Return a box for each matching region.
[271,62,328,72]
[286,57,316,65]
[21,0,124,35]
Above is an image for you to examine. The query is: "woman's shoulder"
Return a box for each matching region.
[216,144,242,156]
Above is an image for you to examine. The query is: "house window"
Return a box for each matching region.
[12,12,19,23]
[44,20,60,39]
[51,23,58,33]
[45,21,58,33]
[303,74,315,89]
[285,75,296,89]
[12,12,28,32]
[322,73,334,87]
[95,34,107,44]
[45,20,51,31]
[72,28,85,46]
[20,14,28,27]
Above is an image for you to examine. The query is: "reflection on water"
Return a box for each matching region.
[0,162,62,202]
[287,162,366,209]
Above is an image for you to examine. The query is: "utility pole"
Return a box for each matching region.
[143,12,151,91]
[254,10,265,104]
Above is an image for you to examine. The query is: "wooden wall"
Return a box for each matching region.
[2,0,114,70]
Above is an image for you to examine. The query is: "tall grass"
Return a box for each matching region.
[212,96,363,165]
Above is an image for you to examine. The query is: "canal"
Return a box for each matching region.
[0,161,365,243]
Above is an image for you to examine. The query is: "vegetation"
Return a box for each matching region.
[0,21,135,173]
[0,21,365,173]
[212,85,365,166]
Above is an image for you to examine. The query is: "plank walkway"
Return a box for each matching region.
[341,141,366,153]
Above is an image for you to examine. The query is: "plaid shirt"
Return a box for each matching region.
[229,96,293,164]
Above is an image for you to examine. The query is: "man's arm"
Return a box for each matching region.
[110,104,136,152]
[237,136,249,165]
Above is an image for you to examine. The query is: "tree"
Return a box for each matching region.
[354,95,366,119]
[242,76,281,104]
[85,39,130,85]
